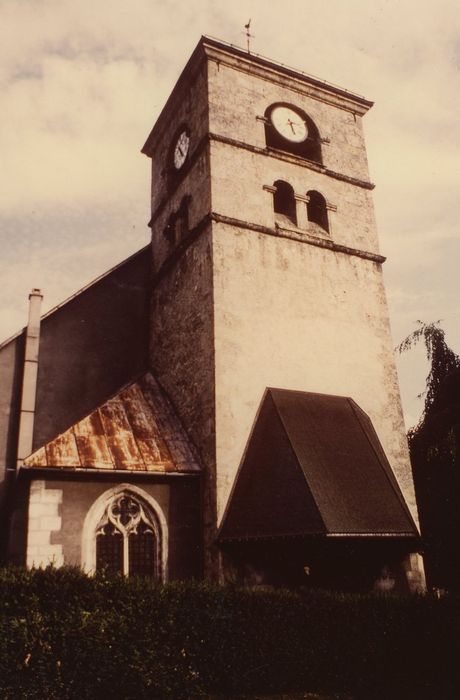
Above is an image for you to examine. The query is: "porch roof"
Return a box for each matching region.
[23,373,200,473]
[219,389,418,542]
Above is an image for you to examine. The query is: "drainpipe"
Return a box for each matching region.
[16,289,43,466]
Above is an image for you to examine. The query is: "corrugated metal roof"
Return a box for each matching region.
[219,388,418,542]
[24,373,200,473]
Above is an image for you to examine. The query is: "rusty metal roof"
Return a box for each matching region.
[219,388,418,542]
[24,373,200,473]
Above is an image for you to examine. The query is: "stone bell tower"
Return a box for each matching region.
[142,37,422,584]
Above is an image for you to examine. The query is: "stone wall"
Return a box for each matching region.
[26,480,63,568]
[24,477,201,579]
[211,223,416,526]
[150,228,217,574]
[203,46,416,530]
[144,39,420,577]
[0,248,151,475]
[207,55,372,183]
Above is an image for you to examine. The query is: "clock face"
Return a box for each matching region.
[173,130,190,169]
[270,106,308,143]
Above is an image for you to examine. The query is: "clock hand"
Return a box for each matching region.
[287,118,296,134]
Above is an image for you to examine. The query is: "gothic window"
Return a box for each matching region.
[264,104,322,164]
[95,493,160,578]
[306,190,329,233]
[273,180,297,227]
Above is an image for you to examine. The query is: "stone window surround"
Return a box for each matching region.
[81,483,169,581]
[263,183,336,235]
[256,113,331,145]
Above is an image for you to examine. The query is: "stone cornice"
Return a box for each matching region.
[211,213,385,264]
[18,466,200,481]
[142,36,373,157]
[152,212,385,287]
[209,133,375,190]
[148,128,375,225]
[201,36,373,116]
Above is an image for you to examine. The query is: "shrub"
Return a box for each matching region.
[0,567,458,698]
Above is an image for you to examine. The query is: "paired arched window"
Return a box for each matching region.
[271,183,330,233]
[82,486,167,580]
[264,104,322,164]
[307,190,329,233]
[273,180,297,227]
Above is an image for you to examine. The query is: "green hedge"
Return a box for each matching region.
[0,567,458,699]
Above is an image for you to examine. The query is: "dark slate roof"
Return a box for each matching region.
[23,373,200,473]
[219,389,418,542]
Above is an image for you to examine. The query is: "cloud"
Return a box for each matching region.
[1,0,459,427]
[0,202,150,340]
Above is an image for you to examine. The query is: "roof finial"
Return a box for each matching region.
[243,19,254,53]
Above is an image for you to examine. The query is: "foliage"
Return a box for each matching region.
[0,566,459,699]
[397,320,460,431]
[398,321,460,590]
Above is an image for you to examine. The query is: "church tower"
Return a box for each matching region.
[142,37,423,588]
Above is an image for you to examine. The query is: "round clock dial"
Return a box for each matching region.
[270,106,308,143]
[173,131,190,169]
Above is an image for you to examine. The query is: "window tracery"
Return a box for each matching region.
[95,493,159,578]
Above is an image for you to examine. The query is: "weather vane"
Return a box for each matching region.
[243,19,254,53]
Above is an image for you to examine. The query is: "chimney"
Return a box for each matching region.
[17,288,43,466]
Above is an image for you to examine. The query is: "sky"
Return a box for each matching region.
[1,0,459,429]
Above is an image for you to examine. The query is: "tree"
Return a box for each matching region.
[398,321,460,590]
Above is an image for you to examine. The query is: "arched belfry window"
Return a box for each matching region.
[273,180,297,227]
[264,104,322,164]
[82,485,168,580]
[307,190,329,233]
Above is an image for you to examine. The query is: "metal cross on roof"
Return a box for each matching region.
[243,19,254,53]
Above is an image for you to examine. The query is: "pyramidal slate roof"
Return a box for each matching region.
[219,388,418,541]
[23,373,200,473]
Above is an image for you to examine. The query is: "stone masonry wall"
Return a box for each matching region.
[212,224,417,527]
[150,229,217,574]
[147,59,211,276]
[145,41,419,578]
[207,58,372,186]
[147,53,218,574]
[207,58,379,255]
[204,49,418,531]
[26,480,63,568]
[25,478,201,579]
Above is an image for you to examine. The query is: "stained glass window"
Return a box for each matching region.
[95,493,158,578]
[129,522,155,577]
[96,522,123,573]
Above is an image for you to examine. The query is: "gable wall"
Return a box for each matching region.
[0,248,151,480]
